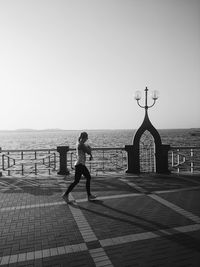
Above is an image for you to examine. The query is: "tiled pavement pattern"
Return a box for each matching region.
[0,173,200,266]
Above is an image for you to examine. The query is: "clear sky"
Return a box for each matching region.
[0,0,199,130]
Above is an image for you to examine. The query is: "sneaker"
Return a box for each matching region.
[88,194,97,201]
[62,194,77,204]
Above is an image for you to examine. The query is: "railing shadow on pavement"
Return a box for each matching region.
[78,200,200,253]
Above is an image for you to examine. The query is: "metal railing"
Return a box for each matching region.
[169,146,200,174]
[0,149,58,176]
[69,148,127,175]
[0,147,127,176]
[0,146,200,176]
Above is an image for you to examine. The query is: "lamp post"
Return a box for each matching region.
[125,86,170,174]
[125,86,169,174]
[135,86,159,111]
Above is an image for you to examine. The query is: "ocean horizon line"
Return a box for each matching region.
[0,127,199,132]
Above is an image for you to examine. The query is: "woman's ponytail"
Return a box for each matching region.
[78,132,88,142]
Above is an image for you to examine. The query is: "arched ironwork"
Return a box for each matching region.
[139,130,155,173]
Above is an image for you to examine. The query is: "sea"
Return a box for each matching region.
[0,128,200,150]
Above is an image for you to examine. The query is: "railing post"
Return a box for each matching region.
[103,149,105,171]
[22,164,24,176]
[8,152,10,176]
[54,153,56,170]
[190,149,194,173]
[70,152,74,169]
[177,149,180,173]
[57,146,70,175]
[0,147,2,177]
[2,155,5,170]
[160,144,171,174]
[48,150,51,175]
[125,145,140,174]
[35,163,37,175]
[171,151,174,168]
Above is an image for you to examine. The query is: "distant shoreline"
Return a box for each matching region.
[0,128,199,133]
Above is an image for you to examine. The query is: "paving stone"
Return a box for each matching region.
[0,174,200,266]
[87,240,102,250]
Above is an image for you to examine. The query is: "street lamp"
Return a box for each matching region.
[135,86,159,110]
[125,86,170,174]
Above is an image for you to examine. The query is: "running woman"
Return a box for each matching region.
[62,132,97,203]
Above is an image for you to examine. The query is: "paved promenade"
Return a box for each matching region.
[0,172,200,267]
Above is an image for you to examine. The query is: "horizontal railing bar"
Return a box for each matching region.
[1,149,57,152]
[1,147,125,153]
[1,146,200,153]
[69,147,125,152]
[85,147,125,150]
